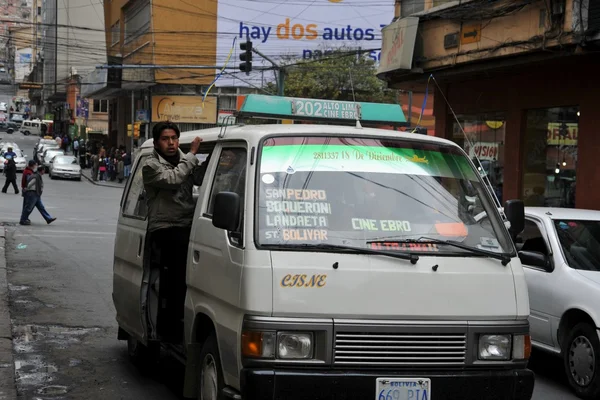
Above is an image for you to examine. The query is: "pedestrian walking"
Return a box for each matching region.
[20,166,56,226]
[91,153,99,181]
[73,137,79,157]
[2,156,19,194]
[123,152,132,178]
[117,156,124,183]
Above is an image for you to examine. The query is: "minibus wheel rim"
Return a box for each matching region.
[200,354,218,400]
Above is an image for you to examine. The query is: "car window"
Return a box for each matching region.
[553,219,600,272]
[517,220,549,256]
[123,155,149,219]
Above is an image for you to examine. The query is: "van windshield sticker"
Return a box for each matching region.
[260,144,477,181]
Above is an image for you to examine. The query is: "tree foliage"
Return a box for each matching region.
[266,48,396,103]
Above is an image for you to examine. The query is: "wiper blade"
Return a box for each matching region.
[280,243,419,264]
[369,237,511,266]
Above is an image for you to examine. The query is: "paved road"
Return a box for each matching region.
[0,135,582,399]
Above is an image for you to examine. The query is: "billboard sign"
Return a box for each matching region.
[216,0,394,87]
[152,95,217,124]
[15,48,32,83]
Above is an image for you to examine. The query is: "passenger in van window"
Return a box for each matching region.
[142,121,210,343]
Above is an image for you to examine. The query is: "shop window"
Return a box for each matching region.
[523,106,578,208]
[452,113,506,203]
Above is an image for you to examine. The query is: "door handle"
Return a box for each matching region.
[193,250,200,264]
[137,235,143,257]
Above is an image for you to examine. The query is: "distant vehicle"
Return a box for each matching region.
[0,67,6,73]
[0,103,6,112]
[0,148,27,172]
[49,155,81,181]
[10,114,24,125]
[0,122,18,134]
[41,148,64,171]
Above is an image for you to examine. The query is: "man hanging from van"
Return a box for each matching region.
[142,121,208,343]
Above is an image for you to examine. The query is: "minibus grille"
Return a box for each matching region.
[334,331,467,368]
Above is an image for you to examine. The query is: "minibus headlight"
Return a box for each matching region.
[512,334,531,360]
[277,332,313,359]
[478,334,511,360]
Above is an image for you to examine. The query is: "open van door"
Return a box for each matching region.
[113,152,153,352]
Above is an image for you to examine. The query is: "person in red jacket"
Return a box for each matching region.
[20,160,37,224]
[22,160,36,190]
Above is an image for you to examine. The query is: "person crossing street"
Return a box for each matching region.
[2,156,18,194]
[20,165,56,226]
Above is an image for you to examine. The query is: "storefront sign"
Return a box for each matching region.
[464,142,499,161]
[547,122,578,146]
[377,17,419,75]
[136,109,149,123]
[217,111,236,125]
[151,96,217,124]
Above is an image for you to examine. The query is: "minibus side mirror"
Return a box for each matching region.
[212,192,240,232]
[504,199,524,241]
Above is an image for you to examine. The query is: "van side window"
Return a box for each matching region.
[179,143,215,197]
[208,148,247,218]
[123,155,149,219]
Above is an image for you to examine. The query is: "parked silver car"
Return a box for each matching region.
[41,148,64,170]
[48,155,81,180]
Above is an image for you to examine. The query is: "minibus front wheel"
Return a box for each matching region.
[197,334,225,400]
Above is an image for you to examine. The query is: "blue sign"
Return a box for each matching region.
[136,109,149,123]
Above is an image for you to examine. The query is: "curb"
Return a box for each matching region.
[0,227,17,400]
[80,171,124,189]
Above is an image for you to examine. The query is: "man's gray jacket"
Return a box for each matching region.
[142,149,208,232]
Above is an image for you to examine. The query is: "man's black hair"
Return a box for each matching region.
[152,121,180,142]
[28,160,36,167]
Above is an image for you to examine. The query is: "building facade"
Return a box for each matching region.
[81,0,261,153]
[39,0,106,124]
[378,0,600,210]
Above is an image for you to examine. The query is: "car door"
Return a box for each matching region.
[112,152,151,343]
[188,143,248,312]
[519,217,555,347]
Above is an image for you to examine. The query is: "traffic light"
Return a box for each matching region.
[239,40,252,75]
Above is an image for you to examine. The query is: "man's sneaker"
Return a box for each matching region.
[19,221,31,225]
[47,218,56,225]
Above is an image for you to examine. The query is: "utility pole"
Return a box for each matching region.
[277,69,285,96]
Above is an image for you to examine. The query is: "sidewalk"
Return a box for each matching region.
[0,227,17,400]
[80,169,126,189]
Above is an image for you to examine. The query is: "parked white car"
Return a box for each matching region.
[475,207,600,399]
[48,155,81,180]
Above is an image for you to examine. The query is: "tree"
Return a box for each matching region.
[266,48,396,103]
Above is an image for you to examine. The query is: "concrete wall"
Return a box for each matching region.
[394,0,579,71]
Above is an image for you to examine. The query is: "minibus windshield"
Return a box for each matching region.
[256,136,513,256]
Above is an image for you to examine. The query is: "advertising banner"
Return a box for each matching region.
[15,48,32,83]
[152,96,217,124]
[216,0,394,87]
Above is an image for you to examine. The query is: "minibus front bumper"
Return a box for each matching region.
[239,368,534,400]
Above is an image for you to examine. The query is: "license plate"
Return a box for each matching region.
[376,378,430,400]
